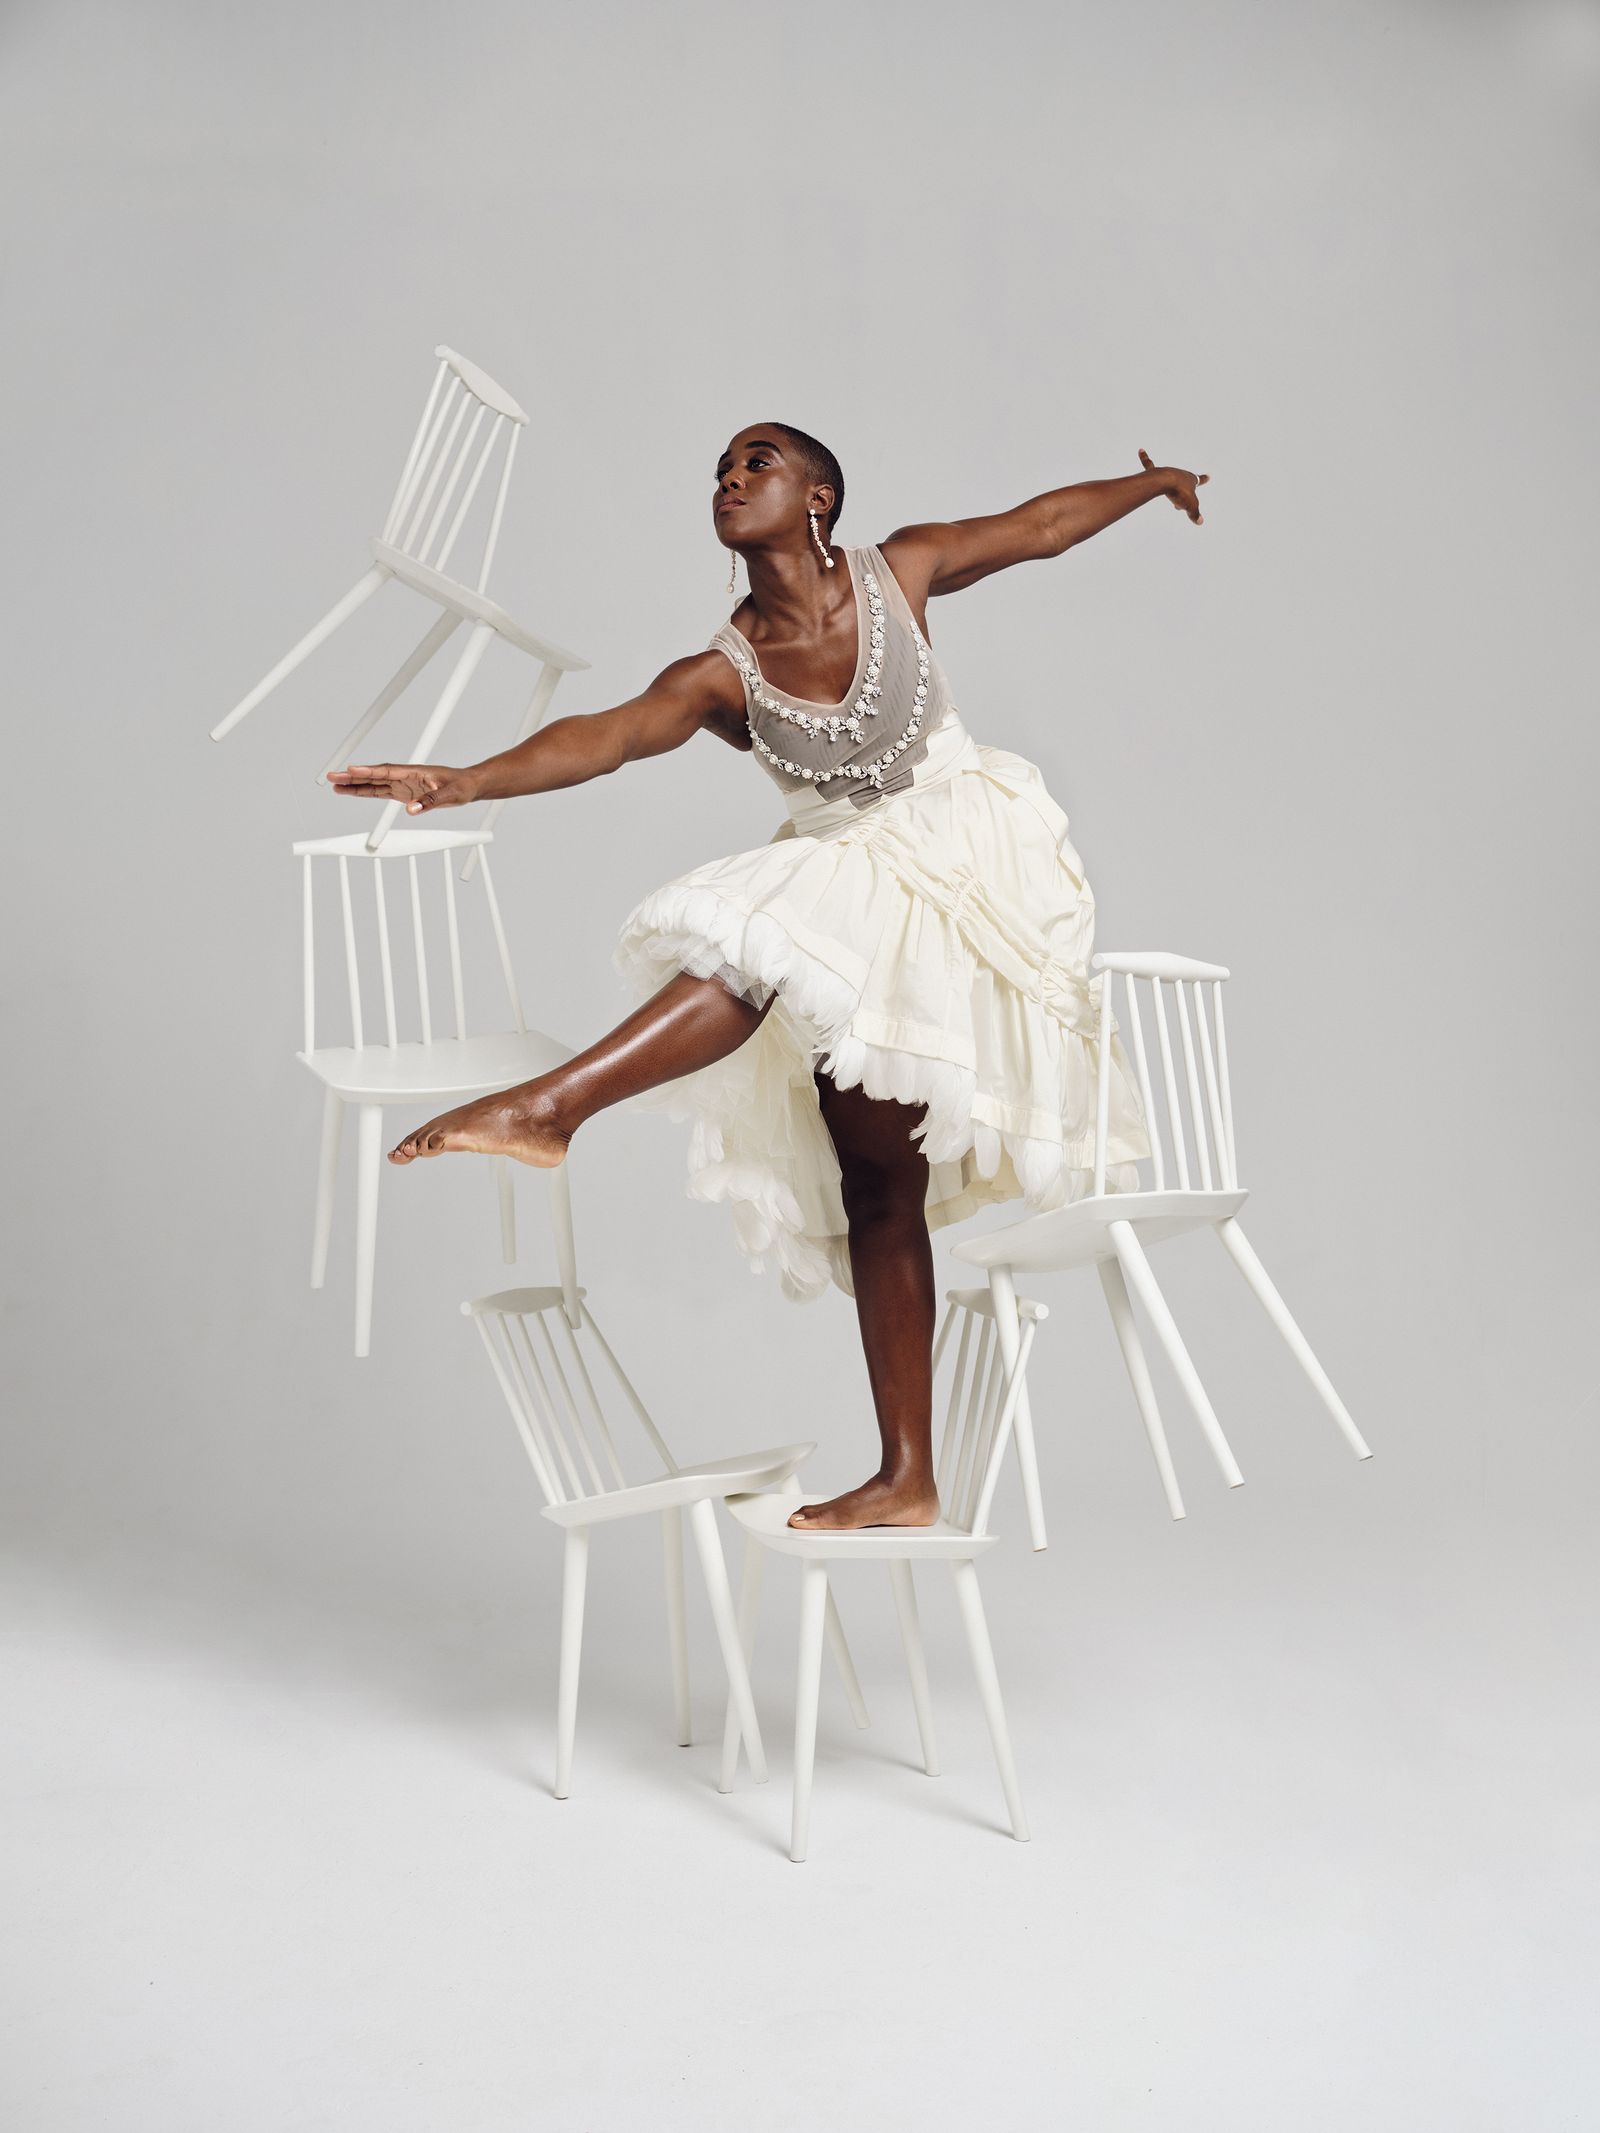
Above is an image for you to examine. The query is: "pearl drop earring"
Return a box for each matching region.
[809,510,835,569]
[727,547,737,597]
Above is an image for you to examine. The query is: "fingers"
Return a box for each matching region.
[327,764,440,803]
[326,764,394,794]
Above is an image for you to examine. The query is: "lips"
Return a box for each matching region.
[717,497,746,514]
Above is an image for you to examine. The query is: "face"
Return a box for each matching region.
[714,427,832,549]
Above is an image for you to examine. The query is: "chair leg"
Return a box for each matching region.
[687,1499,766,1786]
[1096,1255,1187,1520]
[554,1525,589,1799]
[353,1104,383,1358]
[791,1561,830,1863]
[310,1089,343,1290]
[461,662,565,879]
[210,563,389,741]
[547,1161,581,1328]
[774,1477,867,1720]
[825,1585,870,1731]
[1216,1217,1373,1460]
[662,1509,691,1747]
[317,609,461,781]
[987,1265,1048,1552]
[720,1530,765,1793]
[365,619,496,852]
[1108,1219,1243,1489]
[889,1559,940,1776]
[496,1157,516,1265]
[950,1560,1029,1842]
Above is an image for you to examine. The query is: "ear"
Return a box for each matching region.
[807,481,837,523]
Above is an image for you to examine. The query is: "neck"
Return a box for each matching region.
[741,537,845,633]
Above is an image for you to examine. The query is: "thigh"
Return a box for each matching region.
[813,1062,930,1188]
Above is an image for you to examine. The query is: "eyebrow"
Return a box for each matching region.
[716,438,784,474]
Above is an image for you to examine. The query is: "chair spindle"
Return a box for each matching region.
[406,854,433,1046]
[382,357,449,544]
[1151,978,1189,1189]
[337,854,364,1050]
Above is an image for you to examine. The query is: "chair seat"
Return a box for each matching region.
[725,1488,999,1562]
[371,540,590,670]
[299,1028,575,1101]
[539,1443,816,1528]
[949,1187,1250,1274]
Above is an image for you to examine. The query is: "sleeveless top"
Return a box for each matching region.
[706,543,964,815]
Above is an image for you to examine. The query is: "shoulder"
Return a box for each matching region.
[678,640,753,751]
[867,530,940,633]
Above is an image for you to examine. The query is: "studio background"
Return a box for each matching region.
[3,2,1594,2127]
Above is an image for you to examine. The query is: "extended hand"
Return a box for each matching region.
[326,763,478,812]
[1139,448,1208,523]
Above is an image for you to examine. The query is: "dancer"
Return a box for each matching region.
[330,425,1204,1529]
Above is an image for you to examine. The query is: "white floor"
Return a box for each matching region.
[6,1455,1592,2131]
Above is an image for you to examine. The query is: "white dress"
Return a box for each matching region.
[611,541,1150,1302]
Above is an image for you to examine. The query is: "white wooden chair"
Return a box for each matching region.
[720,1288,1047,1862]
[211,345,588,860]
[951,951,1372,1528]
[296,825,580,1357]
[465,1283,868,1800]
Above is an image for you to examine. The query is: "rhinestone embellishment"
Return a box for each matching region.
[731,566,932,794]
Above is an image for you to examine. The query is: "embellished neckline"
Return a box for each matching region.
[727,560,933,795]
[724,544,869,712]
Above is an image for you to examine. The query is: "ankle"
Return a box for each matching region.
[878,1462,936,1498]
[518,1080,579,1143]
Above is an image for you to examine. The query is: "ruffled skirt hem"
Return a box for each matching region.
[612,868,1148,1304]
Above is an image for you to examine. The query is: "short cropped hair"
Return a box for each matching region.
[769,422,845,538]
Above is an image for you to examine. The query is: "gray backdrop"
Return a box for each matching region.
[3,2,1595,2127]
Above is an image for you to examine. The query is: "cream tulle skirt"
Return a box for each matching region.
[611,720,1150,1302]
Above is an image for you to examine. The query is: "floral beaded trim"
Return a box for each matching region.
[728,569,933,793]
[741,567,887,740]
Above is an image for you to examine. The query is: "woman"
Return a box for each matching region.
[330,424,1205,1530]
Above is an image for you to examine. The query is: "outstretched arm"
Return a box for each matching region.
[326,649,748,815]
[881,449,1208,605]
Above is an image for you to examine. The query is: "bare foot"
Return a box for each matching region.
[388,1085,571,1167]
[787,1475,940,1532]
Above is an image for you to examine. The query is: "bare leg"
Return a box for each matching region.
[788,1072,939,1531]
[388,971,776,1165]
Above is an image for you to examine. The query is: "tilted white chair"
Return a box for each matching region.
[211,345,588,861]
[951,951,1372,1528]
[721,1287,1047,1862]
[297,825,580,1357]
[465,1283,867,1800]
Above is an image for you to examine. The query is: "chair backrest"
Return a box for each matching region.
[931,1287,1047,1538]
[377,346,528,594]
[292,827,525,1054]
[463,1286,677,1510]
[1091,952,1239,1195]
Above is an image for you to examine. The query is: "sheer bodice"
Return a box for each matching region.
[707,543,962,812]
